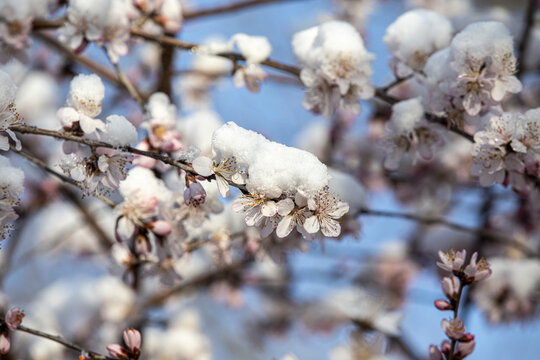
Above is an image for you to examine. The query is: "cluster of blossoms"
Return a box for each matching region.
[430,249,492,360]
[421,21,521,125]
[381,97,444,170]
[0,155,24,242]
[292,21,375,118]
[0,0,56,63]
[471,109,540,191]
[58,74,137,195]
[193,122,349,238]
[472,257,540,323]
[0,307,25,355]
[59,0,182,63]
[384,9,453,77]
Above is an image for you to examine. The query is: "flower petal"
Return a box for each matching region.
[303,215,320,234]
[192,156,214,176]
[277,198,294,216]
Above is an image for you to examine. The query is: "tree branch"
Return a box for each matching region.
[1,318,113,360]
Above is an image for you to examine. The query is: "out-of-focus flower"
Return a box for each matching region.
[107,328,141,360]
[5,307,24,330]
[464,252,492,282]
[441,318,466,340]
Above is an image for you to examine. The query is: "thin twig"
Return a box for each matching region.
[1,318,112,360]
[517,0,537,77]
[109,54,145,109]
[183,0,302,20]
[357,207,539,258]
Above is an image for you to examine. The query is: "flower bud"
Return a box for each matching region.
[441,276,460,300]
[106,344,128,360]
[148,220,172,236]
[184,181,207,206]
[123,328,141,354]
[455,339,476,359]
[434,299,453,311]
[429,345,443,360]
[441,318,466,340]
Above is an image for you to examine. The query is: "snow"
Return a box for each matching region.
[0,154,24,200]
[389,97,424,134]
[212,122,329,198]
[119,167,171,202]
[231,33,272,64]
[103,115,138,146]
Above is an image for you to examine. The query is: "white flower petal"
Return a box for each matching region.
[216,175,230,197]
[303,215,320,234]
[328,202,349,218]
[277,198,294,216]
[320,217,341,237]
[192,156,214,176]
[261,201,277,217]
[276,215,293,238]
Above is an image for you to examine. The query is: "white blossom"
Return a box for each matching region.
[0,70,22,151]
[304,187,349,237]
[0,155,24,241]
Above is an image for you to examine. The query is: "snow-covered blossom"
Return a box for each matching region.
[141,92,182,152]
[213,122,329,198]
[155,0,183,33]
[304,186,349,237]
[0,155,24,241]
[0,0,36,63]
[381,98,443,170]
[229,33,272,93]
[384,9,453,76]
[59,0,139,62]
[422,21,521,121]
[0,70,22,151]
[293,21,375,118]
[58,74,106,136]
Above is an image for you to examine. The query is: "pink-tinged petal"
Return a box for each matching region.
[107,344,128,360]
[277,198,294,216]
[303,215,320,234]
[276,215,294,238]
[5,307,24,330]
[216,175,230,198]
[261,201,277,217]
[148,220,172,236]
[123,328,141,353]
[429,345,443,360]
[455,340,475,358]
[192,156,214,176]
[0,332,10,355]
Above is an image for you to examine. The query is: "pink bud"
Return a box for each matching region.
[455,339,476,359]
[441,276,460,300]
[429,345,443,360]
[0,331,10,355]
[434,299,453,311]
[123,328,141,354]
[107,344,128,360]
[441,340,451,355]
[5,307,24,330]
[148,220,172,236]
[184,182,206,206]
